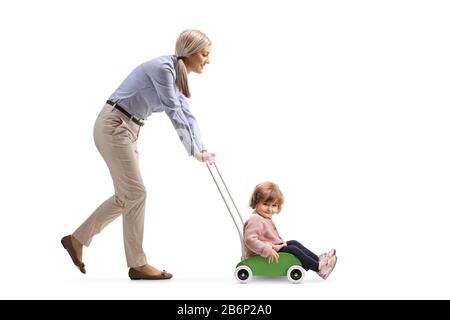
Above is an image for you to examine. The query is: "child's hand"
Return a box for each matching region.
[267,249,279,263]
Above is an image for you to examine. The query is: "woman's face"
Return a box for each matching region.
[185,46,211,74]
[255,201,280,219]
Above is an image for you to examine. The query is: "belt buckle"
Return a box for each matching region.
[130,115,144,126]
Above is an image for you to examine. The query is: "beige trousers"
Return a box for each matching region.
[73,104,147,268]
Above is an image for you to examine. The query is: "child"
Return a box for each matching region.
[243,182,337,279]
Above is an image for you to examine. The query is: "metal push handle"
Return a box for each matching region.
[205,162,246,260]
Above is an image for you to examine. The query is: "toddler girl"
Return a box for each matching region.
[244,182,337,279]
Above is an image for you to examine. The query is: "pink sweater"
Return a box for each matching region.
[243,212,287,258]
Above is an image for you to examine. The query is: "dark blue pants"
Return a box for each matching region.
[279,240,319,271]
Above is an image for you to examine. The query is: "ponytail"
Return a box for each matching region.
[175,57,190,98]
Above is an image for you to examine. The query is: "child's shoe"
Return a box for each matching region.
[328,248,336,257]
[319,248,336,261]
[318,254,328,271]
[318,255,338,280]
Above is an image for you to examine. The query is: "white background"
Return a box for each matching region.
[0,0,449,300]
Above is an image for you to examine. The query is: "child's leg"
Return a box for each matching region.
[279,245,319,272]
[286,240,319,261]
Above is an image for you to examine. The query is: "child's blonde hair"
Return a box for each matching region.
[249,182,285,210]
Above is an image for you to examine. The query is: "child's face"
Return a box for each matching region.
[255,201,280,218]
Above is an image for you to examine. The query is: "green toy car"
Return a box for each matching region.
[235,252,306,283]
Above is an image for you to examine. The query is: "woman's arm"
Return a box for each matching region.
[152,63,204,156]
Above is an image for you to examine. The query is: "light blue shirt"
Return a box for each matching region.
[109,55,205,156]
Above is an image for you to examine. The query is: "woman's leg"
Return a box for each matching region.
[73,104,147,268]
[72,196,124,247]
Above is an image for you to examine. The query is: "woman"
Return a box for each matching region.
[61,29,215,280]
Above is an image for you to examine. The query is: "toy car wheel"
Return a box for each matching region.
[235,265,252,283]
[287,265,305,284]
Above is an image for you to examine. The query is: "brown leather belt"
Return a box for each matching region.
[107,100,144,126]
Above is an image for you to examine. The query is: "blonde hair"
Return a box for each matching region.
[175,29,211,98]
[249,182,285,210]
